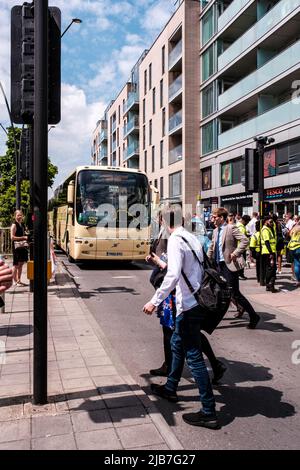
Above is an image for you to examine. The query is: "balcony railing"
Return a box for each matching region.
[169,144,183,165]
[99,129,107,142]
[219,40,300,111]
[124,141,139,160]
[99,147,107,160]
[169,39,182,70]
[123,92,139,115]
[112,120,117,133]
[218,0,300,71]
[112,140,117,152]
[169,109,182,133]
[123,116,139,137]
[218,0,251,32]
[219,99,300,149]
[169,74,183,102]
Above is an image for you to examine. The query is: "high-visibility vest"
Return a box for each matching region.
[261,226,276,254]
[250,232,261,253]
[237,221,249,247]
[288,231,300,251]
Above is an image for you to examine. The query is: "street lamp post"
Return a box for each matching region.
[61,18,82,38]
[254,135,275,286]
[0,123,8,136]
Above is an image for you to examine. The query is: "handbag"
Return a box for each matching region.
[14,240,29,250]
[180,236,231,335]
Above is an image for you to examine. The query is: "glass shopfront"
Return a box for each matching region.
[221,192,253,216]
[265,184,300,218]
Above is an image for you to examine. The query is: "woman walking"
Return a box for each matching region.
[10,210,28,286]
[288,222,300,288]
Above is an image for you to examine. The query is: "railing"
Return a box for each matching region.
[218,0,251,32]
[218,0,300,71]
[0,228,12,255]
[169,144,183,165]
[219,40,300,111]
[123,116,139,136]
[99,129,107,142]
[99,147,108,160]
[169,74,183,101]
[112,120,117,133]
[112,140,117,152]
[169,39,182,70]
[123,92,139,114]
[124,141,139,160]
[169,109,182,133]
[219,99,300,149]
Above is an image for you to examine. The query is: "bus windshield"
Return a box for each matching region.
[76,170,150,227]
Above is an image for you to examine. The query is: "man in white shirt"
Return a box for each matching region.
[247,212,258,237]
[143,206,219,430]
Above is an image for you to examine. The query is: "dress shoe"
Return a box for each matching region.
[182,410,220,429]
[247,315,260,330]
[149,363,168,377]
[239,274,247,280]
[150,383,178,403]
[266,286,279,293]
[212,361,227,385]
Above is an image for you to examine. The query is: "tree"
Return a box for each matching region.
[0,126,58,226]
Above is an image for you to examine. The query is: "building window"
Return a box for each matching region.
[152,87,156,114]
[202,6,215,45]
[202,82,216,118]
[144,69,147,95]
[143,98,146,124]
[152,145,155,173]
[154,178,158,189]
[202,44,216,81]
[221,158,243,187]
[169,171,182,198]
[117,128,119,147]
[160,79,163,108]
[202,167,211,191]
[202,120,217,155]
[160,140,164,169]
[118,105,120,125]
[149,119,152,145]
[160,176,164,199]
[162,108,166,137]
[149,63,152,90]
[144,150,147,173]
[162,45,165,75]
[118,147,120,167]
[143,125,146,150]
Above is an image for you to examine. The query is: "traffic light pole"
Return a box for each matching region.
[33,0,48,404]
[257,140,265,286]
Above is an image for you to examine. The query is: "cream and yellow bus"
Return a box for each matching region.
[48,166,153,262]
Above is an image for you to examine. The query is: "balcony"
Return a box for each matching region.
[218,0,251,32]
[112,120,117,133]
[123,92,139,115]
[99,147,107,160]
[168,39,182,71]
[99,129,107,143]
[124,141,139,161]
[218,0,300,71]
[112,140,117,152]
[169,109,182,134]
[169,144,183,165]
[219,99,300,149]
[123,116,139,138]
[169,75,182,103]
[219,40,300,111]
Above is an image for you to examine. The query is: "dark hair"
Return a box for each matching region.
[255,221,261,232]
[242,215,251,224]
[263,216,272,225]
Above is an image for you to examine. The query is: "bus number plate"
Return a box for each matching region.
[106,252,123,256]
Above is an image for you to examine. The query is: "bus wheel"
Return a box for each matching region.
[66,242,75,263]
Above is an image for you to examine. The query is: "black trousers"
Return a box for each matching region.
[261,253,276,288]
[218,262,257,321]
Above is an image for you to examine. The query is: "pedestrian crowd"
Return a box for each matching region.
[143,206,300,430]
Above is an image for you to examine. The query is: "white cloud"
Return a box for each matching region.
[49,83,105,188]
[142,0,174,33]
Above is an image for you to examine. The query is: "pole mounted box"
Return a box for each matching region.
[20,127,32,179]
[245,148,259,193]
[11,3,61,124]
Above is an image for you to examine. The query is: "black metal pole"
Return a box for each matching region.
[258,141,265,286]
[29,124,34,293]
[33,0,48,404]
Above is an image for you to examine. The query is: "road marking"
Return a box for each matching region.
[112,276,135,279]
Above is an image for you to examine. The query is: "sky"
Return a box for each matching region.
[0,0,176,194]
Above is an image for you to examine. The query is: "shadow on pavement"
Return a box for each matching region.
[0,324,33,337]
[218,311,293,333]
[76,261,151,272]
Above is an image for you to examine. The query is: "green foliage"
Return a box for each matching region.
[0,126,58,226]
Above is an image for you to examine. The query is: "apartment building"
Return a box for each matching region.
[199,0,300,218]
[91,0,201,209]
[92,117,108,166]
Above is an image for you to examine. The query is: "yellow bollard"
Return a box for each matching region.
[27,260,52,281]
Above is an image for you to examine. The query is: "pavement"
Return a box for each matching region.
[0,259,299,450]
[0,263,183,451]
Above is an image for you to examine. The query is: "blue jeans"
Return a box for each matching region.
[165,306,216,415]
[293,249,300,282]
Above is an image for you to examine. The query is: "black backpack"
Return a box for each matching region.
[180,236,232,334]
